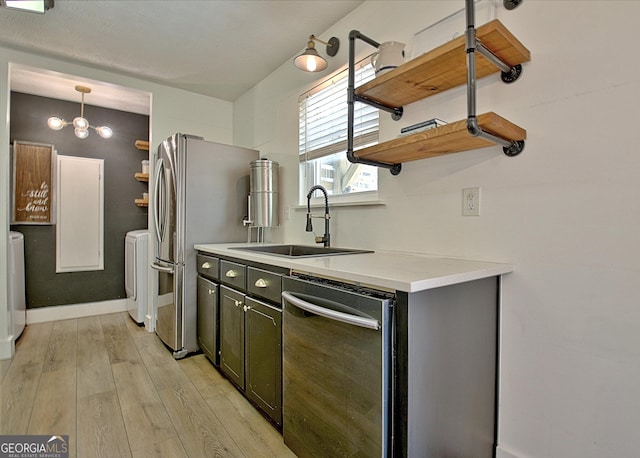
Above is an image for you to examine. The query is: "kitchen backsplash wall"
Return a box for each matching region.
[9,91,150,308]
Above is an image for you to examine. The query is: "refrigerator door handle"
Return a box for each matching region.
[151,262,174,274]
[153,158,165,246]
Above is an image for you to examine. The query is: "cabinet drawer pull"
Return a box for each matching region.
[254,278,268,288]
[225,269,237,278]
[234,300,243,307]
[243,305,251,312]
[208,289,215,295]
[201,262,211,269]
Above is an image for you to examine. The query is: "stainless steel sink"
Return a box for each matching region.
[229,244,373,258]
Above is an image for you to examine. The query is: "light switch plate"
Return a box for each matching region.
[462,187,480,216]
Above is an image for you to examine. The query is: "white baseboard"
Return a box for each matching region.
[496,445,520,458]
[26,299,128,324]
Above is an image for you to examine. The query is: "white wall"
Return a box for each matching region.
[234,1,640,456]
[0,45,234,357]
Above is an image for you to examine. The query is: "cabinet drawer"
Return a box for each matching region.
[247,267,282,305]
[220,260,246,290]
[197,254,219,280]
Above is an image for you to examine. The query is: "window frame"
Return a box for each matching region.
[298,58,380,206]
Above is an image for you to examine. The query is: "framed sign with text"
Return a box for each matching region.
[12,140,56,224]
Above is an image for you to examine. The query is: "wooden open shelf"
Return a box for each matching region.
[135,140,149,151]
[134,172,149,206]
[354,112,526,164]
[355,19,531,108]
[348,18,529,169]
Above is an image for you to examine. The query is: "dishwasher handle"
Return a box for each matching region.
[282,291,380,331]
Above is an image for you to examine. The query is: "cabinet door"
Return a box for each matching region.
[220,285,245,389]
[246,296,282,426]
[197,276,218,365]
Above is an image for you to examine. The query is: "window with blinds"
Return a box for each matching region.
[298,61,379,201]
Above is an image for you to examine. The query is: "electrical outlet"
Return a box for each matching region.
[462,187,480,216]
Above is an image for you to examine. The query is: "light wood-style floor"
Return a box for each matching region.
[0,312,296,458]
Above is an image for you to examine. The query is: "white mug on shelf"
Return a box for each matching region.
[371,41,406,75]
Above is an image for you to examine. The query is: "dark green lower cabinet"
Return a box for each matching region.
[246,297,282,426]
[219,286,282,426]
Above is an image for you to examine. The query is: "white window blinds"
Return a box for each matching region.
[299,62,378,162]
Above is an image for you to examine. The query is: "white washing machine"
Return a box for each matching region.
[8,231,26,341]
[125,230,149,324]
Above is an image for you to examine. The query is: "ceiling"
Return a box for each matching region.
[1,0,363,114]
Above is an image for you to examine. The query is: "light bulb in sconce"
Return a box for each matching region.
[304,57,314,71]
[305,55,320,72]
[295,47,326,71]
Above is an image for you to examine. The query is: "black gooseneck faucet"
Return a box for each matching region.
[305,185,330,247]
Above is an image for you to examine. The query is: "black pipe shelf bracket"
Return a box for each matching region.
[346,30,403,175]
[466,0,525,156]
[346,0,527,175]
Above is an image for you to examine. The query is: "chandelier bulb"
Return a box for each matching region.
[47,117,66,130]
[74,127,89,139]
[96,126,113,139]
[73,116,89,130]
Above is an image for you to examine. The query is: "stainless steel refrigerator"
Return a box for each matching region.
[151,133,258,358]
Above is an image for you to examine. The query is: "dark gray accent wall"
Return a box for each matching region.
[9,91,150,308]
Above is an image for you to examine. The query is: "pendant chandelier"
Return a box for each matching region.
[47,85,113,139]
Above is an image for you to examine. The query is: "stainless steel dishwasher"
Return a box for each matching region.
[281,274,394,457]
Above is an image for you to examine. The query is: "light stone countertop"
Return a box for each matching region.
[194,243,513,293]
